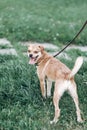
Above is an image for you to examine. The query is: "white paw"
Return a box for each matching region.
[50,120,54,124]
[47,93,51,97]
[50,119,58,124]
[77,118,83,123]
[42,95,46,99]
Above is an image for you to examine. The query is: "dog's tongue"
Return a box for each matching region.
[29,58,35,65]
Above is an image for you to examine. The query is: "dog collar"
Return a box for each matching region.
[35,63,39,66]
[35,59,44,67]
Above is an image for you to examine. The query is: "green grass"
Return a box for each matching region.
[66,49,87,60]
[0,44,12,49]
[0,0,87,129]
[0,0,87,45]
[0,42,87,129]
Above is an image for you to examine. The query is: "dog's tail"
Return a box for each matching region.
[69,57,83,78]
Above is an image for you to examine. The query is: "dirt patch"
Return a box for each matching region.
[0,38,12,47]
[20,41,59,50]
[67,45,87,52]
[0,38,17,56]
[0,49,17,55]
[20,41,87,60]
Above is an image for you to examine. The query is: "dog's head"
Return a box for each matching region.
[28,44,44,65]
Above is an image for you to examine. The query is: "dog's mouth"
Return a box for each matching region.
[29,55,39,65]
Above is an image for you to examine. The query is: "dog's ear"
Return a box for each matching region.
[38,45,44,51]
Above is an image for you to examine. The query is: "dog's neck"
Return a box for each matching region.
[36,51,52,66]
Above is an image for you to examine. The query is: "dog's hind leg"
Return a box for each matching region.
[68,81,83,123]
[47,79,52,97]
[50,80,66,124]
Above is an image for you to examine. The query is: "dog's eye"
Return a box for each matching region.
[34,51,38,54]
[28,50,31,53]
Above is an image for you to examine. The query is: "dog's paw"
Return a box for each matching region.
[50,119,58,124]
[77,118,83,123]
[42,94,46,99]
[42,92,46,99]
[47,92,51,97]
[47,94,51,98]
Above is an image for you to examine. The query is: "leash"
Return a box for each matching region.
[53,20,87,57]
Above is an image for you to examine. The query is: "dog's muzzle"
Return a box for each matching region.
[29,55,39,65]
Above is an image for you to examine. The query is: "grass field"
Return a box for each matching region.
[0,45,87,130]
[0,0,87,130]
[0,0,87,45]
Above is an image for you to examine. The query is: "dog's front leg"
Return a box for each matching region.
[47,79,52,97]
[39,78,46,98]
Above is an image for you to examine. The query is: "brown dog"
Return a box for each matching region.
[28,44,83,124]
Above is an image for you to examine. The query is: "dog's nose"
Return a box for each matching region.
[29,54,33,58]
